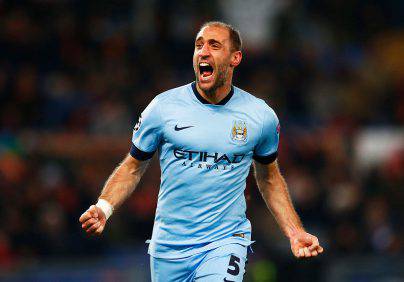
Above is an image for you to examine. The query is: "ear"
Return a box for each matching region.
[230,51,242,67]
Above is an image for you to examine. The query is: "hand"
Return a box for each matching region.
[290,231,324,258]
[79,205,107,235]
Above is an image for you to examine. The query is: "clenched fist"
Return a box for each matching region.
[79,205,107,235]
[290,230,324,258]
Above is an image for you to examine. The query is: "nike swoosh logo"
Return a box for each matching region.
[223,279,235,282]
[175,125,194,131]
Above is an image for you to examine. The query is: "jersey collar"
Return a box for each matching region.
[191,82,234,106]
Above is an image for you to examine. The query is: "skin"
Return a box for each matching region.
[254,161,324,258]
[193,25,242,104]
[79,155,149,235]
[79,24,324,259]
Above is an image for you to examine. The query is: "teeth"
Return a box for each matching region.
[200,62,210,66]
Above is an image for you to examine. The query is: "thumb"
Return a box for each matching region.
[89,205,98,218]
[93,205,107,220]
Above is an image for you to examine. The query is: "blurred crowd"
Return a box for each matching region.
[0,0,403,279]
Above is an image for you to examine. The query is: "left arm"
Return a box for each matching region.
[253,160,324,258]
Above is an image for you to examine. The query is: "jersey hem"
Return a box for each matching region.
[147,236,254,259]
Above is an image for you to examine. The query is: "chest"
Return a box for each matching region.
[161,105,261,156]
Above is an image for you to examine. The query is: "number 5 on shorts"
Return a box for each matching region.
[227,255,241,276]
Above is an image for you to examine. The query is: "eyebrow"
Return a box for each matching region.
[195,37,223,45]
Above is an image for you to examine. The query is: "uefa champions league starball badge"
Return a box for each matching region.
[134,114,143,132]
[231,120,247,143]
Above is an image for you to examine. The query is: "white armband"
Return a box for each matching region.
[96,199,114,220]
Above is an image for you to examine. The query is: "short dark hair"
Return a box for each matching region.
[199,21,242,52]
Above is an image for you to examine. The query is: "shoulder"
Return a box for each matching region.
[233,86,278,119]
[153,83,192,104]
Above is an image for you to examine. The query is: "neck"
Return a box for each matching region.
[196,79,232,104]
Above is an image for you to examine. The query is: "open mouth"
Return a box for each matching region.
[199,62,214,79]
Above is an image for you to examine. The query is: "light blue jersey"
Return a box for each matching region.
[131,82,279,259]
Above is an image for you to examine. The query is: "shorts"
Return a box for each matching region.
[150,243,248,282]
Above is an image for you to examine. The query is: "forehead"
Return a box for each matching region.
[195,25,230,43]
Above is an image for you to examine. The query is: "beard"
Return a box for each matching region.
[196,64,228,97]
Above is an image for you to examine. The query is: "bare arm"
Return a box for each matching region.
[99,154,149,208]
[79,154,149,235]
[254,160,303,237]
[254,160,323,258]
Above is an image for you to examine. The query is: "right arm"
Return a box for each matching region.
[99,154,149,208]
[80,96,162,235]
[79,154,149,235]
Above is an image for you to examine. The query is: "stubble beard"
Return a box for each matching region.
[196,64,228,98]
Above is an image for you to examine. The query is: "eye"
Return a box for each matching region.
[211,43,221,49]
[195,43,203,49]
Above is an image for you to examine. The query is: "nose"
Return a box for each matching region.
[199,43,210,57]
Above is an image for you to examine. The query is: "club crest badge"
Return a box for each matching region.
[231,120,247,143]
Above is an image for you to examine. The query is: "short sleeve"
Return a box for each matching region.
[253,106,280,164]
[130,97,162,160]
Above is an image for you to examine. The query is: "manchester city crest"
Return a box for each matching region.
[231,120,247,143]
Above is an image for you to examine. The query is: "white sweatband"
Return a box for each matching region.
[96,199,114,220]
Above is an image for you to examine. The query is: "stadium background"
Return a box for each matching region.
[0,1,403,281]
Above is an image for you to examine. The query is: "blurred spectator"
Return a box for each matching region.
[0,1,402,280]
